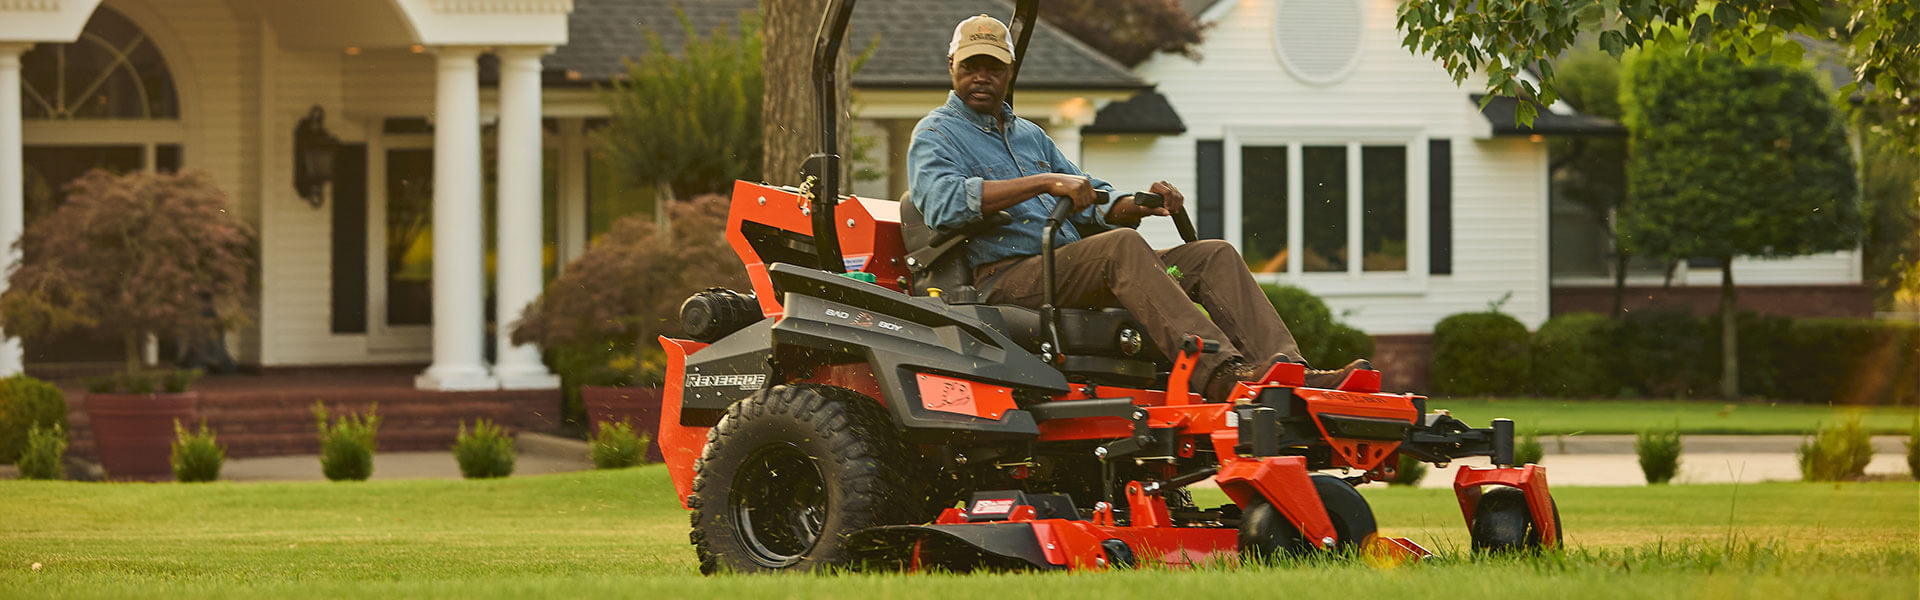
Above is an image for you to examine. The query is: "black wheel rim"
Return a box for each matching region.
[731,442,829,568]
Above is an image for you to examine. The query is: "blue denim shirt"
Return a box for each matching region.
[907,92,1117,268]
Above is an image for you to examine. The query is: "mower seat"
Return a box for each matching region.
[900,198,1164,385]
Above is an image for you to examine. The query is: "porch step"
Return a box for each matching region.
[61,381,567,462]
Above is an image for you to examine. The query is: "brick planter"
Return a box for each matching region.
[581,386,664,463]
[84,391,198,481]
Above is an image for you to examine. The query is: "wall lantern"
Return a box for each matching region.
[293,105,340,208]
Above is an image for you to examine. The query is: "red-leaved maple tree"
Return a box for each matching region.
[0,169,256,373]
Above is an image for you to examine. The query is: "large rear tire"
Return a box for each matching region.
[689,384,924,574]
[1238,473,1378,561]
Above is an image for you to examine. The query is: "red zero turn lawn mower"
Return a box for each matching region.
[658,0,1561,573]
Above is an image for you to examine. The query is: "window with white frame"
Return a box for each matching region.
[1234,139,1418,281]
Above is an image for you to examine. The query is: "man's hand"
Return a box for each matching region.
[1104,180,1186,225]
[1044,174,1098,211]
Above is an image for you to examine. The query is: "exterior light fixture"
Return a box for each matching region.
[293,105,339,208]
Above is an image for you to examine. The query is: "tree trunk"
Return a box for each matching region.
[1720,257,1739,399]
[123,331,141,375]
[762,0,851,189]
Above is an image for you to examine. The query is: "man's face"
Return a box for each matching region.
[950,55,1011,115]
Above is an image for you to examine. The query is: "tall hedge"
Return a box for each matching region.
[1430,311,1531,397]
[1530,313,1614,398]
[1772,319,1920,406]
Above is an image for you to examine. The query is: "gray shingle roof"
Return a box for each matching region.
[546,0,1147,90]
[1083,90,1185,134]
[1472,94,1626,136]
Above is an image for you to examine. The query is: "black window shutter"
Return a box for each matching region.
[1428,139,1452,275]
[1196,139,1223,240]
[331,144,368,334]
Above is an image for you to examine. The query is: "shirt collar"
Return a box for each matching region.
[943,91,1012,131]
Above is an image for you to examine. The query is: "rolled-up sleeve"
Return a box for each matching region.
[907,126,983,233]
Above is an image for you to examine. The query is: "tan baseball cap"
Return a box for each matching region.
[948,14,1014,64]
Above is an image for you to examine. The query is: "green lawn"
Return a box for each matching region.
[3,467,1914,599]
[1426,397,1919,435]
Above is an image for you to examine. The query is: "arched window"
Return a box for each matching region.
[21,5,178,120]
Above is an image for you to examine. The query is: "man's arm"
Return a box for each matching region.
[908,126,1098,232]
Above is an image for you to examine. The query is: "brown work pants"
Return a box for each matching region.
[975,228,1301,378]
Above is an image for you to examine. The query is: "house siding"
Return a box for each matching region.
[1081,0,1551,335]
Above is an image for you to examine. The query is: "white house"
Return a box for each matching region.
[0,0,1865,391]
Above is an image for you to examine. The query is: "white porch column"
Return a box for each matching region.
[0,45,28,377]
[416,46,496,391]
[492,46,558,389]
[1049,121,1083,166]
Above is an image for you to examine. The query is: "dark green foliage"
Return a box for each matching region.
[1797,417,1874,481]
[1859,123,1920,310]
[84,369,202,394]
[1320,323,1376,371]
[1620,49,1859,262]
[0,374,66,464]
[1704,312,1795,398]
[590,421,649,470]
[1390,452,1428,487]
[314,403,380,482]
[1515,431,1545,465]
[1635,426,1683,484]
[453,419,515,480]
[170,420,224,483]
[1609,310,1714,398]
[594,9,762,199]
[1770,319,1920,406]
[1430,311,1531,397]
[1260,284,1373,368]
[1531,313,1615,397]
[16,423,65,480]
[1907,419,1918,479]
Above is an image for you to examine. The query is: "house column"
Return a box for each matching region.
[416,46,496,391]
[0,44,28,377]
[1049,120,1083,166]
[492,46,558,389]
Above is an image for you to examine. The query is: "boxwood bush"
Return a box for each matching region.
[1430,311,1531,396]
[1636,426,1684,484]
[1261,284,1374,369]
[590,421,649,470]
[1798,417,1874,481]
[0,374,66,464]
[16,423,65,480]
[314,403,380,482]
[1530,312,1614,397]
[453,419,515,479]
[1772,319,1919,406]
[170,420,225,483]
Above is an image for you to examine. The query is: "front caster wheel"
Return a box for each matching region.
[1470,486,1561,553]
[1238,473,1379,561]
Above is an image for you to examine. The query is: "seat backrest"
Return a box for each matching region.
[898,195,977,295]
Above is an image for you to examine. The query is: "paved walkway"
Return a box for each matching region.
[4,435,1911,485]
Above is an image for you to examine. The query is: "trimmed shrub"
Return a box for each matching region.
[1530,312,1614,397]
[1797,416,1875,481]
[453,419,516,479]
[1610,310,1713,398]
[1905,419,1917,480]
[1772,319,1920,406]
[1515,431,1545,465]
[16,423,66,480]
[1431,311,1531,396]
[0,374,66,464]
[314,403,381,482]
[170,420,225,483]
[1635,426,1683,484]
[1389,452,1427,487]
[591,421,650,470]
[1703,312,1794,399]
[1320,323,1375,371]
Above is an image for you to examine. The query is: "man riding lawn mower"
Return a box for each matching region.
[655,0,1563,573]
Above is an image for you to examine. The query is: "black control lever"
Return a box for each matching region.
[1131,190,1198,243]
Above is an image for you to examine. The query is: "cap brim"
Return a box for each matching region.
[951,43,1013,64]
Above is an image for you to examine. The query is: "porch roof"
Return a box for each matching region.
[540,0,1148,91]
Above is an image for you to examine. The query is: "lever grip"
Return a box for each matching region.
[1129,190,1198,242]
[1049,188,1111,224]
[1133,191,1165,208]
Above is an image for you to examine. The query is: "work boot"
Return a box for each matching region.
[1304,358,1373,389]
[1203,358,1262,403]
